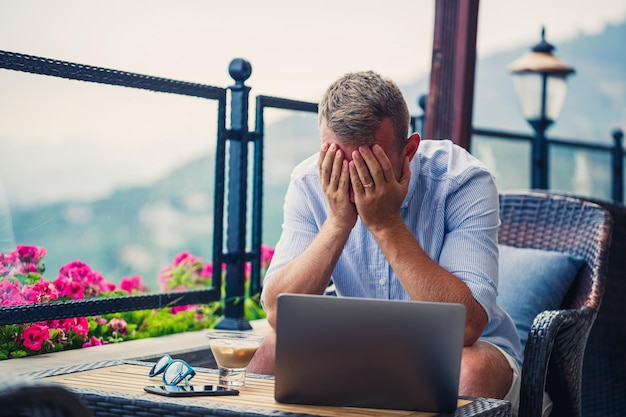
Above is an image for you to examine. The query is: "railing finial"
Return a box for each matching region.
[229,58,252,85]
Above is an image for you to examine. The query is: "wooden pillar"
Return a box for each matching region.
[424,0,480,150]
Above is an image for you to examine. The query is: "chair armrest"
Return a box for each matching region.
[520,308,582,417]
[0,377,91,417]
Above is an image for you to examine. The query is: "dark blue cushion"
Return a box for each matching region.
[497,244,585,349]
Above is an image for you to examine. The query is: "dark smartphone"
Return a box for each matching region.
[144,385,239,397]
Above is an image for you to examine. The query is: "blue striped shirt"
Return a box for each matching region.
[262,139,523,366]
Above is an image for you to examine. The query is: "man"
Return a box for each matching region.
[249,71,522,413]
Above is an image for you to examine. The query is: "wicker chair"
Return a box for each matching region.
[498,192,613,417]
[0,377,92,417]
[580,198,626,417]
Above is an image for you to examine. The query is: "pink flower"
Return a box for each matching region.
[1,245,47,280]
[158,251,208,290]
[15,244,47,265]
[54,261,116,298]
[58,261,93,283]
[260,244,275,267]
[0,280,24,306]
[119,275,146,295]
[97,278,117,294]
[14,264,39,275]
[22,280,59,304]
[173,252,202,266]
[200,263,213,278]
[51,317,89,337]
[21,322,50,351]
[84,270,116,294]
[53,276,86,299]
[83,336,107,348]
[58,260,88,274]
[73,317,90,336]
[170,304,195,314]
[108,318,127,334]
[0,252,13,265]
[47,319,63,330]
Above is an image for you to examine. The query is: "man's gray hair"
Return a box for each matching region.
[318,70,410,151]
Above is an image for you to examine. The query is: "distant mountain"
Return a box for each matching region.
[8,21,625,288]
[10,115,320,289]
[12,156,216,289]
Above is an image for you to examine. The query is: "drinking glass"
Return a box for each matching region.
[206,331,264,386]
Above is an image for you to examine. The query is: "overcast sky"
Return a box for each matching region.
[2,1,625,99]
[1,0,625,204]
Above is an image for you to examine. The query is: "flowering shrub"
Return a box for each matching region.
[157,245,275,319]
[0,244,273,360]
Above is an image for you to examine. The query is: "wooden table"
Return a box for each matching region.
[30,360,511,417]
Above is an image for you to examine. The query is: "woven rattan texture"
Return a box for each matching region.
[28,361,510,417]
[581,199,626,417]
[0,377,91,417]
[498,192,613,417]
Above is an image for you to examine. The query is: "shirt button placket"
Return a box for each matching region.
[377,250,390,298]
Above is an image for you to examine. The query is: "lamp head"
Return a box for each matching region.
[508,27,575,77]
[508,27,575,126]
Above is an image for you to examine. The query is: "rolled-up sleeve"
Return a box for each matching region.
[437,166,500,321]
[260,155,322,305]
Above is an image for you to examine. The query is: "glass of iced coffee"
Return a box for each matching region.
[206,330,264,386]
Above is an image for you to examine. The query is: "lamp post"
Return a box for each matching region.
[508,27,575,189]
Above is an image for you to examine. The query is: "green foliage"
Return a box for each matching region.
[88,303,222,344]
[1,244,270,361]
[0,325,23,359]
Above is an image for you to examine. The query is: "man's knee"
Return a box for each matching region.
[459,341,513,399]
[246,329,276,375]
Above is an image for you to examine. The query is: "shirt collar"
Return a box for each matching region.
[401,155,421,209]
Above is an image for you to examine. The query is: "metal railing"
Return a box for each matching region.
[0,52,623,330]
[0,52,317,329]
[471,127,624,203]
[0,51,229,326]
[411,95,625,204]
[215,63,318,329]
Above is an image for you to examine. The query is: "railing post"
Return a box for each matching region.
[410,94,427,135]
[529,119,551,190]
[215,59,253,330]
[612,128,624,203]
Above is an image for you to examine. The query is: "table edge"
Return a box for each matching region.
[25,360,511,417]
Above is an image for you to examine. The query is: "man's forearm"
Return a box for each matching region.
[372,221,488,345]
[263,218,351,328]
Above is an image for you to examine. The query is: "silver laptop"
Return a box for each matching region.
[274,294,466,413]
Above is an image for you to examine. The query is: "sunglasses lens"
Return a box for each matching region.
[149,355,171,377]
[163,360,195,386]
[164,361,184,385]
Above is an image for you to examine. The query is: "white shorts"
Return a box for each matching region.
[487,343,553,417]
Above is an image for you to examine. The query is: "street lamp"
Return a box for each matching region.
[508,27,575,189]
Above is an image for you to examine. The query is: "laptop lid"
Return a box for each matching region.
[274,294,466,413]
